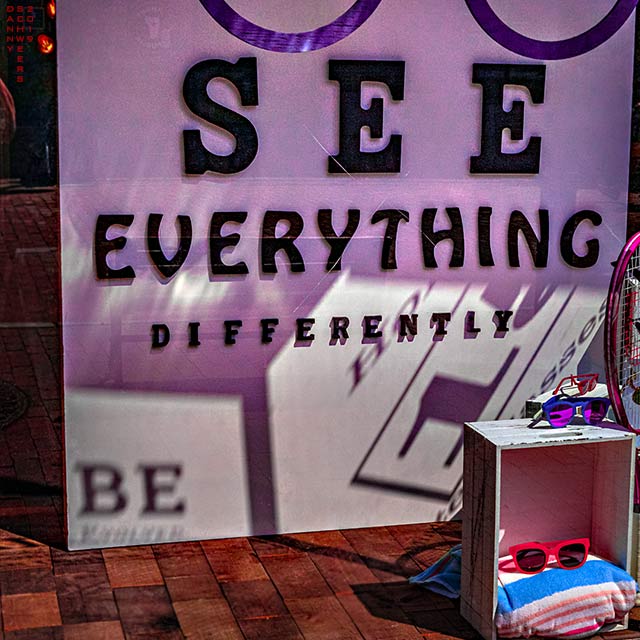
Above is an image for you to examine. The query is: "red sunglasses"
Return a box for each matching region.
[509,538,590,574]
[553,373,598,396]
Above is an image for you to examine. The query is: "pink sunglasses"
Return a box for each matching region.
[509,538,590,574]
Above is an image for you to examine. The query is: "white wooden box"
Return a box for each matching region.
[460,419,635,640]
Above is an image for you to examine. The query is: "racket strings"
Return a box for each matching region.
[619,250,640,429]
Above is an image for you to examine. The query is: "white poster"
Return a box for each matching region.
[57,0,636,548]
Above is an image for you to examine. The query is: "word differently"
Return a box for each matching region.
[95,207,601,281]
[150,310,514,348]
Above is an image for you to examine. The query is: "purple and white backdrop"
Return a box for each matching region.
[57,0,637,549]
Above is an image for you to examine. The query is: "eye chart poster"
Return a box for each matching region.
[57,0,636,548]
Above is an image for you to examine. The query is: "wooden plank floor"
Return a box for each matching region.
[0,521,639,639]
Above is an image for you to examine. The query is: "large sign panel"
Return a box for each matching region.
[57,0,637,548]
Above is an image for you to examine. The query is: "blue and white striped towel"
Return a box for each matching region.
[495,554,637,638]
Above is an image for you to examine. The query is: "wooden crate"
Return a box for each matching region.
[460,419,635,640]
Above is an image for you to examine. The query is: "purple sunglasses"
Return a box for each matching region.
[541,395,611,428]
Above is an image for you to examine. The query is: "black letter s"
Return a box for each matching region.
[183,57,259,175]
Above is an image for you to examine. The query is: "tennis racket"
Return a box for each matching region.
[604,231,640,503]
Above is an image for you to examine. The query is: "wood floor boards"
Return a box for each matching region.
[0,521,638,639]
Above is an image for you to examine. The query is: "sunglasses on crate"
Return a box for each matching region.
[532,374,610,428]
[541,395,610,428]
[509,538,590,574]
[552,373,598,396]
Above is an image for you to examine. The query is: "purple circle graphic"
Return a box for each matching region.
[198,0,383,53]
[465,0,638,60]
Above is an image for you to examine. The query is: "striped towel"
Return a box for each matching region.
[408,543,461,598]
[496,554,637,638]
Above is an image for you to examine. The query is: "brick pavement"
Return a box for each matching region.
[0,190,62,550]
